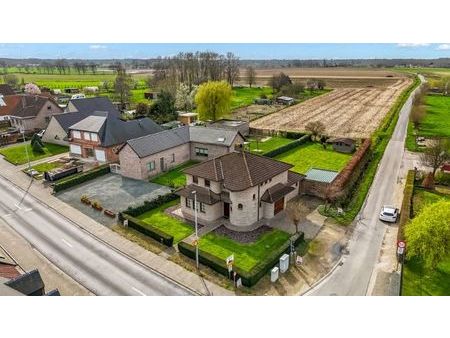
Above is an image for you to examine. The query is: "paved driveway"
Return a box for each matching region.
[56,173,171,226]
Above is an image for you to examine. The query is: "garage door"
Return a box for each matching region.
[70,144,81,155]
[274,197,285,215]
[95,149,106,162]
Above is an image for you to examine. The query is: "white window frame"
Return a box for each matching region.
[72,130,81,139]
[147,161,155,172]
[90,133,98,142]
[84,132,91,141]
[70,144,81,155]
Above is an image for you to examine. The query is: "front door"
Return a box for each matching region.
[85,147,94,158]
[160,157,165,171]
[274,197,285,215]
[223,202,230,219]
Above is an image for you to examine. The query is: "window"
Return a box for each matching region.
[72,130,81,139]
[195,147,208,157]
[238,203,243,210]
[205,179,210,187]
[83,132,91,141]
[193,176,198,184]
[147,161,155,172]
[91,133,98,142]
[252,194,256,200]
[200,203,206,213]
[47,105,52,110]
[172,153,175,163]
[186,198,192,208]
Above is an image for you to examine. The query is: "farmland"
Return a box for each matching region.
[250,78,412,138]
[418,95,450,138]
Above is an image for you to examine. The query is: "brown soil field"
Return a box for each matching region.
[249,78,412,139]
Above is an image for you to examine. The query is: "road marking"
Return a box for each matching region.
[23,208,32,212]
[14,204,22,210]
[61,238,73,248]
[2,213,12,218]
[131,286,147,296]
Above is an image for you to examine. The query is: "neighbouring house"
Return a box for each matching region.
[303,168,339,199]
[178,111,198,125]
[441,163,450,174]
[0,84,15,96]
[119,126,245,181]
[68,112,162,163]
[207,119,250,136]
[0,94,63,132]
[175,151,304,229]
[276,96,295,105]
[144,91,159,100]
[161,120,183,130]
[43,98,121,146]
[329,138,356,153]
[0,270,59,296]
[65,96,120,115]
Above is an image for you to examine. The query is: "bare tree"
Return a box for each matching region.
[225,52,240,86]
[410,104,426,129]
[246,66,256,88]
[114,64,133,110]
[420,139,450,176]
[305,121,326,141]
[286,200,310,234]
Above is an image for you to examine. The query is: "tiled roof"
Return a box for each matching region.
[305,168,339,183]
[0,264,21,279]
[260,183,295,203]
[67,97,119,115]
[70,115,107,132]
[52,111,91,132]
[184,151,293,191]
[0,94,61,118]
[176,184,220,205]
[287,171,305,185]
[0,84,15,96]
[4,269,45,296]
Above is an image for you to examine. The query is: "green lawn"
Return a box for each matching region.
[402,186,450,295]
[137,199,194,243]
[247,136,293,154]
[231,87,273,110]
[275,142,352,174]
[150,161,198,188]
[0,143,68,165]
[198,229,290,272]
[416,95,450,138]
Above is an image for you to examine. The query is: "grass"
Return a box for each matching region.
[402,186,450,296]
[231,87,273,110]
[150,160,198,188]
[136,199,194,243]
[418,95,450,138]
[0,142,68,165]
[198,229,290,272]
[30,161,63,173]
[275,142,352,174]
[247,136,293,154]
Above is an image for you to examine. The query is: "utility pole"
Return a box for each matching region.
[191,190,199,269]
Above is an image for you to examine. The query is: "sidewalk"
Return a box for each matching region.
[0,156,233,296]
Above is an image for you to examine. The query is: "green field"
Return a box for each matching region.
[198,229,290,272]
[275,142,352,174]
[402,187,450,296]
[150,161,198,188]
[137,199,194,243]
[231,87,273,110]
[247,136,293,154]
[419,95,450,137]
[0,143,68,165]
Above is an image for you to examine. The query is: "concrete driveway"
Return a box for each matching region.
[56,173,171,226]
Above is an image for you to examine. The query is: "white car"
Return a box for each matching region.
[379,205,399,223]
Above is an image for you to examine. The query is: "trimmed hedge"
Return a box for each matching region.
[121,214,174,247]
[53,164,110,193]
[119,193,178,219]
[397,170,415,242]
[264,134,311,158]
[178,232,304,287]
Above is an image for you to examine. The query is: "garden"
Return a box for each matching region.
[275,141,352,174]
[150,160,198,188]
[230,87,273,110]
[0,142,68,165]
[246,135,293,155]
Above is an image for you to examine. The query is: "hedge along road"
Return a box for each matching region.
[0,175,193,296]
[304,74,425,296]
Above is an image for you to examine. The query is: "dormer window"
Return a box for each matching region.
[72,130,81,139]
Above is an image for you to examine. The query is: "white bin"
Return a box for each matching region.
[271,267,279,282]
[280,254,289,273]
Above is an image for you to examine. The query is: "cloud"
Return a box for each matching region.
[397,43,430,48]
[89,44,107,50]
[437,44,450,50]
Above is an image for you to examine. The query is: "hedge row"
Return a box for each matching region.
[264,134,311,158]
[121,213,174,247]
[53,164,110,193]
[119,193,178,219]
[178,232,304,287]
[397,170,415,242]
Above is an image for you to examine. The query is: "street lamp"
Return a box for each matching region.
[191,190,199,269]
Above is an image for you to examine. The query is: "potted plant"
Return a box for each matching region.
[91,200,103,211]
[81,195,91,205]
[104,209,116,218]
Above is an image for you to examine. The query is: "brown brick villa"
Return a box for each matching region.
[175,151,304,229]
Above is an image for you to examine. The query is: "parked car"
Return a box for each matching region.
[379,205,399,223]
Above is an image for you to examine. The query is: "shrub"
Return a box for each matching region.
[285,131,305,139]
[122,214,174,247]
[30,133,43,147]
[264,134,310,158]
[178,232,304,287]
[397,170,415,241]
[119,193,178,219]
[31,140,45,154]
[53,164,110,193]
[436,171,450,186]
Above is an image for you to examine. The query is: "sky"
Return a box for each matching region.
[0,43,449,60]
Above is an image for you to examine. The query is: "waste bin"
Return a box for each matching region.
[280,254,289,273]
[271,266,279,282]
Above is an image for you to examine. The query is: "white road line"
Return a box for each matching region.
[2,214,12,218]
[131,286,147,296]
[61,238,73,248]
[14,204,22,210]
[23,208,32,212]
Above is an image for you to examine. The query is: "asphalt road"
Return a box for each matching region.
[306,75,425,296]
[0,176,193,296]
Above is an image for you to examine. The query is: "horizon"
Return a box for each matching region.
[0,43,449,60]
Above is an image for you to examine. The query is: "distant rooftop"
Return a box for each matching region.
[305,168,339,183]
